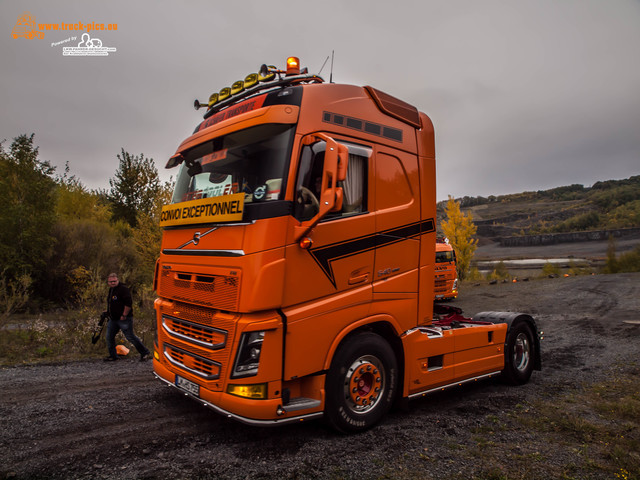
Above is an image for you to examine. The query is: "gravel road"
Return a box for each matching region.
[1,272,639,480]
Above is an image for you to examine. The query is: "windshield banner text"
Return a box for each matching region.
[160,193,244,227]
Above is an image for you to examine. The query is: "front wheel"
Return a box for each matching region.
[502,322,535,385]
[325,332,398,433]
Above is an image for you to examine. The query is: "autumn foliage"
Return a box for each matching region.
[0,133,171,314]
[440,195,478,281]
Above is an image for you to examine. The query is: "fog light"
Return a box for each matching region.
[227,383,267,399]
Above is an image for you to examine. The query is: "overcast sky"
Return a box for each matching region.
[2,0,639,201]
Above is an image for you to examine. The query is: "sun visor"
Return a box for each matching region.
[166,153,184,169]
[364,86,421,129]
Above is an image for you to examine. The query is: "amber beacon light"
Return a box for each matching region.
[286,56,300,75]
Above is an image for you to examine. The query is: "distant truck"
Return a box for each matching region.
[152,56,541,432]
[435,240,458,300]
[12,12,44,39]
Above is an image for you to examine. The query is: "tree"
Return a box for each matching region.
[129,177,173,285]
[605,234,618,274]
[108,149,161,227]
[56,163,111,222]
[0,134,56,283]
[440,195,478,281]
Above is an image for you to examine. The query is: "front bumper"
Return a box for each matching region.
[153,359,324,427]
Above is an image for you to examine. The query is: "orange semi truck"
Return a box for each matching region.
[434,240,458,300]
[153,57,540,432]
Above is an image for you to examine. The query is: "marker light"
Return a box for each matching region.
[286,56,300,75]
[208,93,219,108]
[299,237,313,249]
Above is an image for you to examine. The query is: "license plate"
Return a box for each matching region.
[175,375,200,396]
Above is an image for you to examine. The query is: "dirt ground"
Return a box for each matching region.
[1,271,639,480]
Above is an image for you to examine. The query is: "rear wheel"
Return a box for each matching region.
[502,322,535,385]
[325,332,398,433]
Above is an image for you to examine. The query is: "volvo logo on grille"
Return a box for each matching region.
[193,231,201,245]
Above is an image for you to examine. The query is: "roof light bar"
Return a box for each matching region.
[193,57,321,115]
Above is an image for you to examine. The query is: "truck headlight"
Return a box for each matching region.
[231,331,265,378]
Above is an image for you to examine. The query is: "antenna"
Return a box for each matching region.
[330,50,334,83]
[317,55,330,76]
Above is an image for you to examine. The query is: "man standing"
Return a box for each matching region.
[104,273,150,362]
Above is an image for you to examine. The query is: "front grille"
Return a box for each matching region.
[159,269,240,310]
[164,343,221,380]
[158,302,238,390]
[162,315,227,349]
[434,276,446,290]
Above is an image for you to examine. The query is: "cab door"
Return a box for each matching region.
[282,137,375,380]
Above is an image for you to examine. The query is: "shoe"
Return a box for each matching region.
[104,356,118,362]
[140,351,151,362]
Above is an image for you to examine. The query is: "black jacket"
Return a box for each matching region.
[107,283,133,320]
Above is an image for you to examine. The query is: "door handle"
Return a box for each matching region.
[348,273,369,285]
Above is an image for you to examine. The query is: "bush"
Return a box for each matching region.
[466,267,484,282]
[604,199,640,228]
[486,261,510,281]
[542,262,561,277]
[617,245,640,273]
[41,218,140,306]
[0,270,32,320]
[568,260,593,276]
[552,211,601,233]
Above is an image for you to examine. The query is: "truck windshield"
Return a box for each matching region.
[171,124,295,205]
[435,250,455,263]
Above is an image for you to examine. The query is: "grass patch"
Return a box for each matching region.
[393,365,640,480]
[0,306,156,365]
[515,365,640,479]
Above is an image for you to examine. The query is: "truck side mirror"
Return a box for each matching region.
[294,134,349,241]
[336,143,348,182]
[331,187,343,213]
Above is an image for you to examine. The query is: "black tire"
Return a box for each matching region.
[324,332,398,433]
[502,322,535,385]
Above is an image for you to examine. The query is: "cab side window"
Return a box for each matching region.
[294,141,369,221]
[341,150,367,214]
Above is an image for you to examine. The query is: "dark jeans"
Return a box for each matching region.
[106,316,149,358]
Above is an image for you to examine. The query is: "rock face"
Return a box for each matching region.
[472,223,640,247]
[496,227,640,247]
